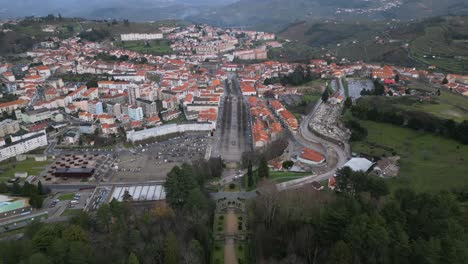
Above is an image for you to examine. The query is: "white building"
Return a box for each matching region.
[0,131,48,161]
[121,33,163,41]
[0,119,20,138]
[127,123,214,142]
[128,106,144,121]
[342,158,373,172]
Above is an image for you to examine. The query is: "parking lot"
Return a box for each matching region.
[347,78,375,99]
[110,134,210,182]
[86,186,112,211]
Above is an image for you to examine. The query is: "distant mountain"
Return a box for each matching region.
[0,0,237,21]
[190,0,468,32]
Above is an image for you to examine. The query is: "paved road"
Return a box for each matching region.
[213,75,252,163]
[279,78,351,190]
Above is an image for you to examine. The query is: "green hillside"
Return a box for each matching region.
[278,16,468,73]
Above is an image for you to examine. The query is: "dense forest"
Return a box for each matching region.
[250,168,468,264]
[0,162,217,264]
[1,163,467,264]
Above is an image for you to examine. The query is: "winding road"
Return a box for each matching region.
[278,78,351,190]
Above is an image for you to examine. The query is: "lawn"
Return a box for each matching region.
[270,171,311,183]
[352,120,468,192]
[296,79,327,94]
[119,40,173,55]
[58,193,76,201]
[163,114,187,125]
[61,209,82,217]
[213,214,226,235]
[212,241,224,264]
[0,158,51,182]
[235,243,248,264]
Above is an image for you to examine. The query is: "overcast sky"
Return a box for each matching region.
[0,0,237,19]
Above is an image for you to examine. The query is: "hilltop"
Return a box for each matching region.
[277,16,468,73]
[191,0,468,32]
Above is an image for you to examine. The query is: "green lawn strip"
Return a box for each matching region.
[58,193,76,201]
[162,114,187,125]
[235,243,248,263]
[352,120,468,192]
[0,159,51,182]
[61,209,82,217]
[270,171,311,183]
[213,214,225,235]
[120,40,173,55]
[212,241,224,264]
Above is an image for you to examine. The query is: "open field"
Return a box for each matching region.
[352,121,468,192]
[0,158,51,182]
[117,40,173,55]
[58,193,76,201]
[270,171,310,183]
[358,92,468,123]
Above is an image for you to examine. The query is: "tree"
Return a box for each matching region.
[128,252,140,264]
[322,88,330,103]
[122,190,133,202]
[30,194,44,208]
[185,239,204,264]
[96,203,112,232]
[247,160,254,188]
[37,180,43,195]
[12,181,21,195]
[282,160,294,170]
[32,226,58,252]
[164,165,197,209]
[184,188,208,213]
[0,182,8,193]
[344,97,353,109]
[258,156,269,178]
[442,76,448,84]
[328,241,352,264]
[63,225,88,242]
[28,252,51,264]
[164,232,180,264]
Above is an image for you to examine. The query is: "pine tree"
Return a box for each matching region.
[37,180,43,195]
[442,76,448,84]
[247,160,254,188]
[321,88,329,103]
[258,156,269,178]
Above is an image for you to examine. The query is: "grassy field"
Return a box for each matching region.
[117,40,173,55]
[0,158,51,182]
[62,209,82,217]
[58,193,76,201]
[212,241,224,264]
[296,79,327,94]
[352,120,468,192]
[270,171,310,183]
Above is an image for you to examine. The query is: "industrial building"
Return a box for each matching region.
[54,168,95,178]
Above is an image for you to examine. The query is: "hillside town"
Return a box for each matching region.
[0,18,467,263]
